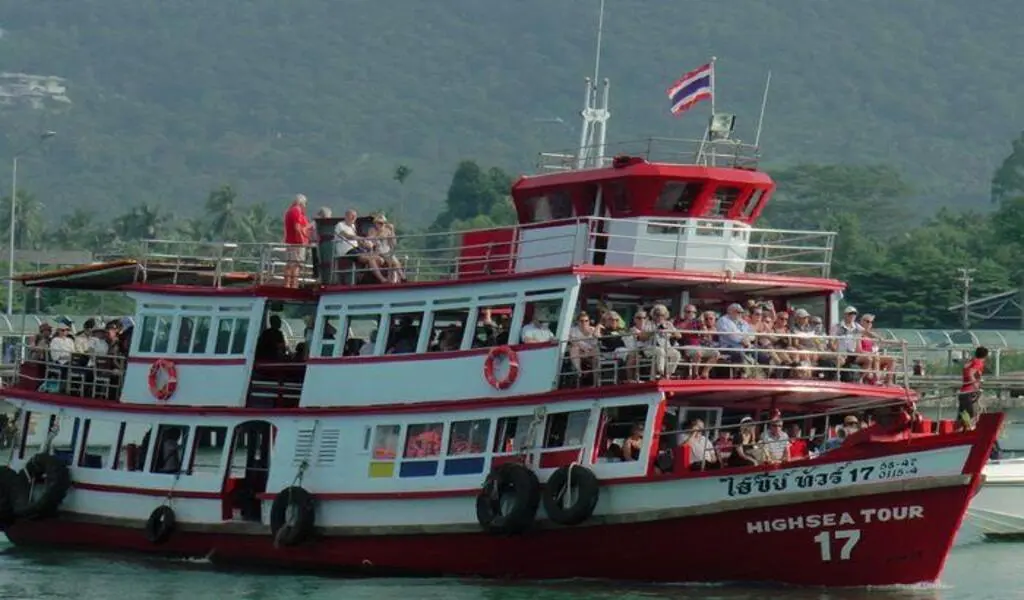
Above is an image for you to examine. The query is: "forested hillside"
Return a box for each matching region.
[2,0,1024,226]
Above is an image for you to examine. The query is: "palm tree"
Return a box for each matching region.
[113,203,167,242]
[0,190,46,250]
[205,184,239,241]
[239,203,282,243]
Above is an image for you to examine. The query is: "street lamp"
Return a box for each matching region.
[7,130,57,315]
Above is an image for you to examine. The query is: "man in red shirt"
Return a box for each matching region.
[283,194,311,288]
[958,346,988,431]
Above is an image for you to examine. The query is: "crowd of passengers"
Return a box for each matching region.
[282,194,404,288]
[21,318,133,397]
[565,300,895,385]
[607,409,890,472]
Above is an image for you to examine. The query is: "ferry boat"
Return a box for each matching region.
[0,84,1002,587]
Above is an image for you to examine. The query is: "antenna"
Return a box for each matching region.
[575,0,611,170]
[957,267,976,330]
[753,70,772,149]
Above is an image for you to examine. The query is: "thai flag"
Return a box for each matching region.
[667,63,713,116]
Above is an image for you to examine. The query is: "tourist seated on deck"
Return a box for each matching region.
[621,424,644,461]
[367,213,405,283]
[716,303,756,375]
[788,423,808,459]
[568,312,600,381]
[760,417,791,464]
[713,428,734,462]
[682,418,719,471]
[334,208,389,284]
[386,317,419,354]
[829,306,868,381]
[255,315,288,361]
[639,304,682,380]
[675,305,719,379]
[49,323,75,367]
[859,314,895,384]
[729,417,759,467]
[520,308,555,344]
[29,322,51,362]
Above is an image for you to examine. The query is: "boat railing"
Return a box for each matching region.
[325,216,836,285]
[101,239,316,287]
[555,328,910,391]
[537,137,761,171]
[9,344,125,402]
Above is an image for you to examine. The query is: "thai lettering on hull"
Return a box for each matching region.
[720,457,921,498]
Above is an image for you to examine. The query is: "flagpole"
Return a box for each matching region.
[754,70,772,149]
[709,56,717,116]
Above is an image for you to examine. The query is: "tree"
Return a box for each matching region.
[431,161,513,229]
[205,184,239,241]
[992,131,1024,205]
[0,190,46,251]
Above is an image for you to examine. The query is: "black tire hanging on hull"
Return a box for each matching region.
[145,505,177,544]
[270,486,316,547]
[542,464,600,526]
[475,462,541,535]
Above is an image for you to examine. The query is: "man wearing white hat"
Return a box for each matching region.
[521,304,555,344]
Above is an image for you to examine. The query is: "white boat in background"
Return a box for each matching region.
[968,455,1024,540]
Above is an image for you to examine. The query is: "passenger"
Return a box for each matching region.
[677,305,719,379]
[29,322,51,362]
[568,312,600,379]
[638,304,682,380]
[716,303,755,374]
[367,213,405,283]
[283,194,311,289]
[787,423,808,459]
[334,209,389,284]
[49,323,75,366]
[621,312,647,382]
[842,414,862,435]
[713,428,734,462]
[156,427,183,473]
[728,417,759,467]
[621,424,644,461]
[255,315,288,361]
[958,346,988,431]
[520,307,555,344]
[858,314,894,384]
[760,417,791,464]
[682,418,718,470]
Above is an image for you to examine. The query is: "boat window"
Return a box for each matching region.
[492,415,533,453]
[594,405,650,463]
[51,416,80,459]
[385,311,424,354]
[77,419,122,469]
[150,425,189,474]
[316,315,340,357]
[543,410,590,448]
[654,181,703,213]
[137,315,173,354]
[740,189,764,219]
[342,314,381,357]
[605,181,631,214]
[470,303,514,349]
[427,308,469,352]
[117,423,153,471]
[403,422,444,458]
[522,190,574,223]
[189,426,228,476]
[448,419,490,456]
[214,317,250,355]
[176,316,211,354]
[372,425,401,459]
[520,299,563,344]
[707,186,742,217]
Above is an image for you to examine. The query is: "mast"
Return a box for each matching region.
[576,0,611,169]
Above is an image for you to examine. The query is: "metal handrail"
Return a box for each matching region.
[537,136,761,171]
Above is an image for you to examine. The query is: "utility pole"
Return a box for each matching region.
[956,267,976,331]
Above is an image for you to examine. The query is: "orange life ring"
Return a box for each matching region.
[484,345,520,390]
[148,359,178,402]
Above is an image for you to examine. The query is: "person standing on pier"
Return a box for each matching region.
[958,346,989,431]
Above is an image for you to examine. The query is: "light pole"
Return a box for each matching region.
[7,130,56,315]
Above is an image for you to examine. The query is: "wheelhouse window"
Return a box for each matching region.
[470,303,514,348]
[654,181,703,213]
[138,315,173,353]
[342,314,381,357]
[317,315,339,357]
[740,189,765,219]
[543,410,590,448]
[189,425,229,476]
[522,190,574,223]
[520,297,563,345]
[77,418,122,469]
[150,425,189,474]
[707,186,742,217]
[176,316,211,354]
[605,181,631,214]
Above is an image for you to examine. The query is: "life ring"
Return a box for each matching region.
[145,505,176,544]
[148,359,178,402]
[484,345,520,390]
[542,464,600,526]
[270,486,316,547]
[475,463,540,535]
[15,453,71,519]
